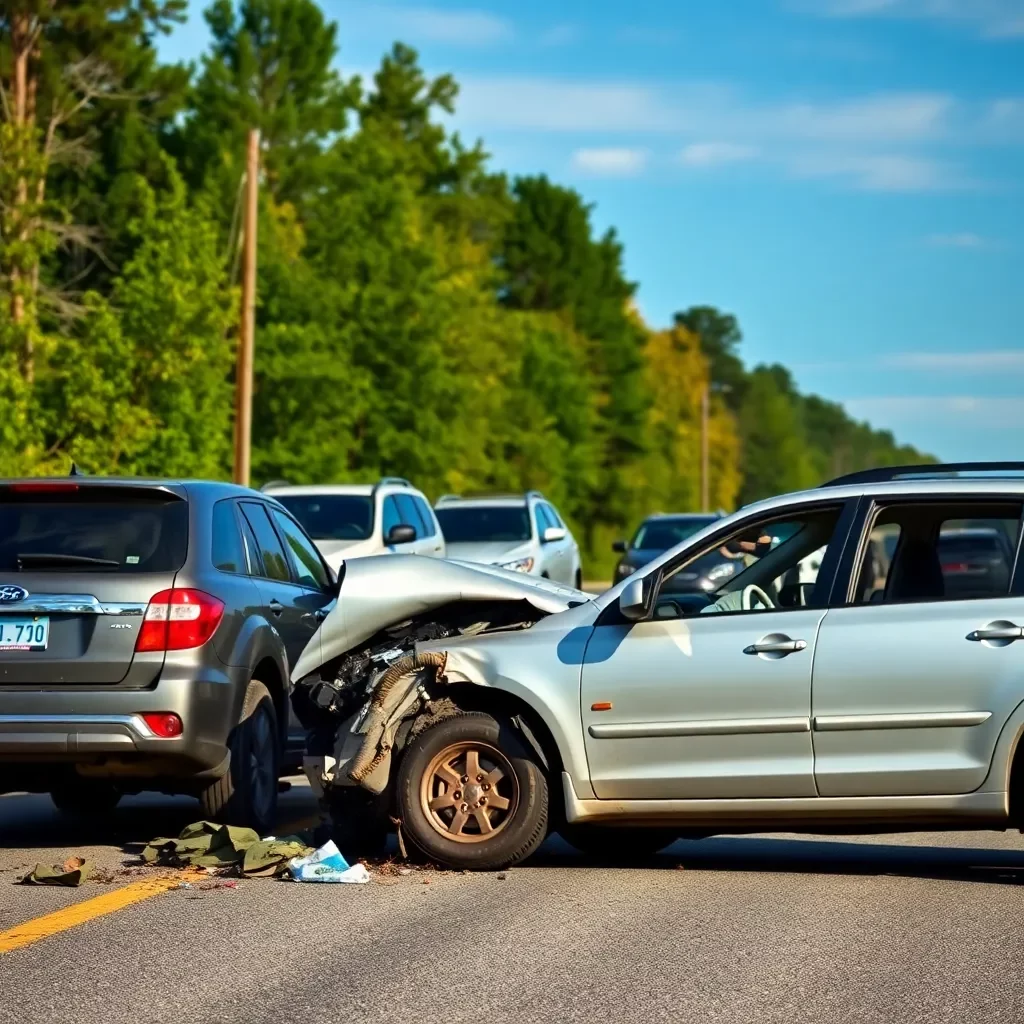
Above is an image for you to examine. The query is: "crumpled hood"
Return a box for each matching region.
[442,540,533,566]
[314,537,379,569]
[291,553,590,683]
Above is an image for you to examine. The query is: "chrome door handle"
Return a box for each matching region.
[268,600,284,616]
[743,636,807,656]
[967,623,1022,642]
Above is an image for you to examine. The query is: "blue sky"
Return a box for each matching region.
[160,0,1024,461]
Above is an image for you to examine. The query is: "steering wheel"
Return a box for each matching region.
[741,583,774,611]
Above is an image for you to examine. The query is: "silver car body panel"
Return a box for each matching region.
[291,554,591,684]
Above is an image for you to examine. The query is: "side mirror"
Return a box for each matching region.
[542,526,567,543]
[619,577,648,621]
[612,540,627,554]
[386,524,417,546]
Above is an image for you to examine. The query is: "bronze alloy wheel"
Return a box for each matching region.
[419,741,520,843]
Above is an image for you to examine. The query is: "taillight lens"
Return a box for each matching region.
[136,589,225,652]
[141,712,183,738]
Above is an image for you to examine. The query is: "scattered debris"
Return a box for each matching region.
[496,872,507,881]
[287,840,370,884]
[19,856,94,888]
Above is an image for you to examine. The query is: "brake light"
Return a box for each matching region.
[141,712,183,738]
[8,482,80,493]
[136,589,225,652]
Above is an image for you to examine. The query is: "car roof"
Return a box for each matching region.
[644,512,722,522]
[263,484,377,497]
[0,477,258,501]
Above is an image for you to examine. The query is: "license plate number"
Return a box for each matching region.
[0,617,49,651]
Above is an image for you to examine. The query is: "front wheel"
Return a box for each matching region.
[396,712,549,870]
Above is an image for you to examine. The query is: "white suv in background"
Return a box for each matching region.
[262,478,445,571]
[434,491,582,588]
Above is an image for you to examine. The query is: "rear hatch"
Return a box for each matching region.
[0,481,188,687]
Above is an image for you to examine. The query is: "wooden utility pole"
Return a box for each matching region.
[700,382,710,512]
[234,129,260,487]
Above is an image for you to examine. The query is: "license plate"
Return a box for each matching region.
[0,617,49,651]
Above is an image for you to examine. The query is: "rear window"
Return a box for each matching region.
[0,493,188,573]
[273,494,374,541]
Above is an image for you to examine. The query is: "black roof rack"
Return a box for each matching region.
[823,462,1024,488]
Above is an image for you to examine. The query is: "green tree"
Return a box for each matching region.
[673,306,746,409]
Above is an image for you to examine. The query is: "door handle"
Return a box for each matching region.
[743,636,807,657]
[967,623,1022,642]
[314,607,330,622]
[268,600,284,616]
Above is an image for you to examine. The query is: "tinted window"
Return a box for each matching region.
[382,496,402,540]
[239,515,262,576]
[273,494,374,541]
[435,506,531,543]
[545,504,565,528]
[395,494,424,538]
[413,496,436,538]
[271,510,330,589]
[632,516,718,552]
[0,492,188,573]
[533,503,548,536]
[240,503,290,581]
[212,501,246,574]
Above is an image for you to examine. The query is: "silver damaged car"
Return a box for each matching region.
[292,462,1024,871]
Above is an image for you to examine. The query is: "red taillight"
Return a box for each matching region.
[135,589,225,652]
[141,712,183,738]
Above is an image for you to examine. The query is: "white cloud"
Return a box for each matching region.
[352,5,514,46]
[843,396,1024,427]
[539,23,579,46]
[798,0,1024,39]
[886,351,1024,370]
[788,153,960,191]
[679,142,759,167]
[571,147,648,176]
[924,232,993,248]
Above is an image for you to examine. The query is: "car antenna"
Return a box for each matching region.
[69,462,82,476]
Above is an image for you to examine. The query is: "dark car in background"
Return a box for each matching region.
[0,477,336,833]
[613,513,732,592]
[938,526,1016,600]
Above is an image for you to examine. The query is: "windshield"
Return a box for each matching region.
[0,495,188,572]
[631,516,718,551]
[435,506,531,543]
[274,494,374,541]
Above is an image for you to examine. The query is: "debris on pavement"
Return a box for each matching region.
[141,821,315,877]
[19,856,94,887]
[287,840,370,883]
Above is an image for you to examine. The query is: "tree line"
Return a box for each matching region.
[0,0,931,573]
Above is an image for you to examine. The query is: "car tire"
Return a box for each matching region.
[396,712,549,871]
[199,679,279,835]
[326,785,391,860]
[574,568,583,590]
[50,778,121,818]
[560,824,679,861]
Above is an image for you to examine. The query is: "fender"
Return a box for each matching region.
[979,693,1024,805]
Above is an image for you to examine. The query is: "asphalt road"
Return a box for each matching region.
[3,782,1024,1023]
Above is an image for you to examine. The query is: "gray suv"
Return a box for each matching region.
[0,476,336,833]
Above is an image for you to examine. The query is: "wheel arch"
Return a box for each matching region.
[250,654,289,749]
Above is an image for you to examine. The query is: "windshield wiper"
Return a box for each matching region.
[16,552,121,570]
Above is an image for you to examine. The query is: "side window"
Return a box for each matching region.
[271,509,330,590]
[395,494,424,539]
[381,495,402,541]
[852,501,1022,605]
[240,503,291,582]
[545,504,565,528]
[211,500,247,574]
[533,503,548,537]
[240,515,262,576]
[413,496,436,538]
[656,506,845,619]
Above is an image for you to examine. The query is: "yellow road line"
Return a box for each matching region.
[0,873,191,956]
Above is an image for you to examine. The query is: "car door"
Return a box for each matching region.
[581,500,854,800]
[811,495,1024,797]
[543,503,576,584]
[411,494,446,558]
[239,502,326,674]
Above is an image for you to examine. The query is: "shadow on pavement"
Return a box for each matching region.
[531,832,1024,886]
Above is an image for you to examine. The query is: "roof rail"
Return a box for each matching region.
[435,493,461,503]
[823,462,1024,488]
[525,490,545,501]
[377,477,411,488]
[259,479,290,492]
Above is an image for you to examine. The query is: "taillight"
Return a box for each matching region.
[8,482,80,493]
[136,589,225,652]
[141,712,183,738]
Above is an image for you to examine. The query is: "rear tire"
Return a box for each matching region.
[199,679,279,835]
[50,779,121,818]
[560,824,679,861]
[396,712,548,870]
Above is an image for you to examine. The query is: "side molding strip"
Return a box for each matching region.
[588,717,810,739]
[813,711,991,732]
